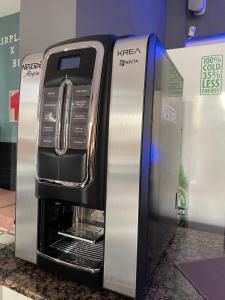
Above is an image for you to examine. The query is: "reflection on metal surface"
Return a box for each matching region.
[169,43,225,231]
[150,44,183,222]
[104,37,183,298]
[15,53,43,263]
[104,36,149,298]
[146,44,183,279]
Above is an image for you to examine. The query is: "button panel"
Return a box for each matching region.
[39,85,91,150]
[69,85,91,150]
[39,88,58,148]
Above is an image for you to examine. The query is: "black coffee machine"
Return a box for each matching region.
[36,35,115,285]
[16,34,183,298]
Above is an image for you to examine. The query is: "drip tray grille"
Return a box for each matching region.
[50,237,104,270]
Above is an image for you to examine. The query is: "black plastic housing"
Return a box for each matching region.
[36,35,116,210]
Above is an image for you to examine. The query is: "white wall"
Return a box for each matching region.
[0,0,20,17]
[19,0,76,58]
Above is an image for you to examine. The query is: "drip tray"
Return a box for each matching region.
[58,223,104,244]
[49,237,104,272]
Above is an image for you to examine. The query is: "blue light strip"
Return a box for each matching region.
[185,32,225,47]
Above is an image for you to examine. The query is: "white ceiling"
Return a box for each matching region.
[0,0,20,17]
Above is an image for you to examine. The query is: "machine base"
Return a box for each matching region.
[37,253,102,287]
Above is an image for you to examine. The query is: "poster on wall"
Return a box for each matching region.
[0,13,20,142]
[9,90,19,122]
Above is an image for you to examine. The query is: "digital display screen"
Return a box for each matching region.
[59,55,81,70]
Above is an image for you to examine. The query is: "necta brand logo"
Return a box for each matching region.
[117,48,141,56]
[118,48,141,67]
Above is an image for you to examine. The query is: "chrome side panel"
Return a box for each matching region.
[104,36,148,298]
[15,53,43,263]
[145,43,183,279]
[150,45,183,222]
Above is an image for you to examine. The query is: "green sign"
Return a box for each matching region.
[200,54,223,95]
[0,13,20,143]
[177,165,188,227]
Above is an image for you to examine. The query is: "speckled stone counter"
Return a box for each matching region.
[0,227,224,299]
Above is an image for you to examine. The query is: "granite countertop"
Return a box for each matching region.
[0,227,224,300]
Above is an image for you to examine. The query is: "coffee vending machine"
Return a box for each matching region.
[16,35,183,298]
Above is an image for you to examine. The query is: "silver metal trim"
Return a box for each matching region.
[37,41,104,188]
[58,222,104,244]
[15,53,43,264]
[58,232,95,244]
[55,78,72,155]
[37,177,78,187]
[37,250,101,274]
[103,36,149,298]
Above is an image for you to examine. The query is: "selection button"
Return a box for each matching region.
[70,125,87,137]
[42,110,57,123]
[41,123,56,136]
[73,85,91,98]
[71,111,88,124]
[39,135,55,148]
[43,101,57,110]
[44,88,59,100]
[72,98,89,110]
[69,137,87,149]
